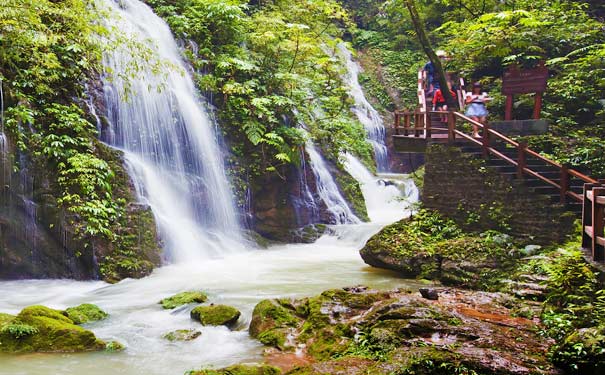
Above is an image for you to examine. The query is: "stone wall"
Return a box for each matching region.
[423,144,575,245]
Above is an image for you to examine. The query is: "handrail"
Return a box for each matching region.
[393,109,598,203]
[582,183,605,262]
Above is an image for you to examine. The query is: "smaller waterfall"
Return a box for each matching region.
[343,153,417,223]
[338,44,389,172]
[291,147,321,225]
[305,141,360,225]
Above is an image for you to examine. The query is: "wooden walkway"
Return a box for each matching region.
[392,108,604,262]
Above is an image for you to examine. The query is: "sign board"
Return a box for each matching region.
[502,62,549,120]
[502,64,548,95]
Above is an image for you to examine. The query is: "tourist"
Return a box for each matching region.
[423,50,448,96]
[432,81,456,122]
[465,82,490,138]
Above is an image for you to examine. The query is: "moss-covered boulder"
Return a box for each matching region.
[63,304,108,324]
[163,329,201,342]
[159,291,208,309]
[360,210,519,290]
[249,299,300,350]
[0,305,106,353]
[189,364,281,375]
[190,305,241,327]
[250,287,556,375]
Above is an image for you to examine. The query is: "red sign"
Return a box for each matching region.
[502,64,548,95]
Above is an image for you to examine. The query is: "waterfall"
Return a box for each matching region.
[305,140,360,225]
[337,44,389,172]
[343,153,417,223]
[291,147,321,225]
[98,0,243,262]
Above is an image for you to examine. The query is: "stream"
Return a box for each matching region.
[0,172,420,375]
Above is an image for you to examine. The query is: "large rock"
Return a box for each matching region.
[360,214,519,290]
[250,287,557,375]
[0,305,106,353]
[189,364,282,375]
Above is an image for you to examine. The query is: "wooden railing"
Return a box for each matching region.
[582,183,605,262]
[394,109,598,203]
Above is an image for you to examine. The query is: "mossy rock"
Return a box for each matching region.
[159,291,208,309]
[64,304,108,324]
[188,364,281,375]
[105,340,125,352]
[190,305,240,327]
[0,305,106,353]
[163,329,201,341]
[249,300,299,338]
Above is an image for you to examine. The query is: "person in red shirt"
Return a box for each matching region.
[432,81,456,122]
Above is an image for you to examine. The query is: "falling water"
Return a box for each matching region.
[305,140,360,225]
[337,43,389,172]
[98,0,243,262]
[291,147,321,225]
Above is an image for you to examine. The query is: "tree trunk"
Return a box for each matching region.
[405,0,456,108]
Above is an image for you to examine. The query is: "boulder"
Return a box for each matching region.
[0,305,106,353]
[191,304,240,327]
[163,329,202,341]
[64,303,108,324]
[252,287,557,375]
[159,291,208,309]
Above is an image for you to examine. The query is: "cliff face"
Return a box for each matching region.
[0,132,161,282]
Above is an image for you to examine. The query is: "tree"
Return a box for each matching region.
[404,0,456,107]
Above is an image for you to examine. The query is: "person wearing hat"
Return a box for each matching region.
[423,50,448,96]
[465,82,491,137]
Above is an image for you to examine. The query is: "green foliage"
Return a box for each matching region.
[537,243,605,373]
[0,0,120,239]
[146,0,374,197]
[0,323,39,339]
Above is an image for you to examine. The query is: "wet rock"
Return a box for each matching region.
[188,364,282,375]
[361,216,519,290]
[419,288,439,300]
[63,303,108,324]
[0,305,106,353]
[249,287,557,375]
[159,291,208,309]
[163,329,202,342]
[105,340,125,352]
[191,304,240,327]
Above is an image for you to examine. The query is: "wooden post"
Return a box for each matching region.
[447,111,455,144]
[517,141,527,179]
[592,187,605,262]
[394,112,400,135]
[404,112,411,136]
[414,111,421,137]
[425,111,432,138]
[582,183,596,249]
[560,165,570,204]
[533,93,543,120]
[482,122,490,159]
[505,95,514,121]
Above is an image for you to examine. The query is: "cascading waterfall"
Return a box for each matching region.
[343,153,418,223]
[99,0,243,262]
[291,147,321,225]
[337,43,390,172]
[304,139,361,225]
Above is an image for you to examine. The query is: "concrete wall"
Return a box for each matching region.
[423,144,575,245]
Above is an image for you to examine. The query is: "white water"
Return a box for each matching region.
[0,167,419,375]
[305,140,360,224]
[100,0,243,262]
[337,44,390,172]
